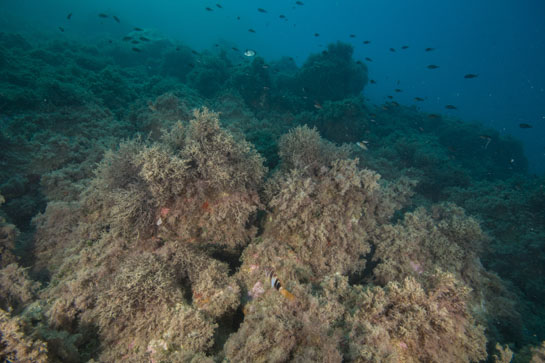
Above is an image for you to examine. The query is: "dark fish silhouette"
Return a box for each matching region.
[389,48,396,52]
[131,40,139,44]
[349,34,356,38]
[425,47,435,51]
[134,27,143,31]
[296,1,304,5]
[363,40,371,44]
[98,13,108,18]
[519,123,533,128]
[414,97,425,101]
[401,45,409,49]
[216,4,223,8]
[232,47,239,51]
[205,7,213,11]
[365,57,372,62]
[427,64,439,69]
[314,33,320,37]
[445,105,457,110]
[257,8,267,13]
[279,14,286,18]
[428,113,440,118]
[369,79,376,84]
[132,47,141,52]
[113,15,120,23]
[387,95,393,99]
[67,13,72,20]
[122,36,132,41]
[58,27,64,32]
[139,36,150,42]
[464,74,478,79]
[248,28,256,33]
[394,89,402,93]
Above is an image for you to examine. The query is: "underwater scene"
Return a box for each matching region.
[1,0,545,362]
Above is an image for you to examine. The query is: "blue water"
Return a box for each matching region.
[2,0,544,173]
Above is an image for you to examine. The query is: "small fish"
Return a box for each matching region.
[66,12,72,20]
[140,36,150,42]
[98,13,108,18]
[266,269,295,301]
[394,89,402,93]
[134,27,143,31]
[191,50,199,55]
[216,3,223,8]
[356,60,363,65]
[401,45,409,49]
[131,40,139,44]
[391,101,400,106]
[58,26,64,32]
[262,65,269,69]
[314,102,322,109]
[445,104,457,110]
[369,79,376,84]
[414,97,425,101]
[279,14,286,18]
[365,57,373,62]
[257,8,267,13]
[464,74,478,79]
[237,16,240,20]
[356,141,369,151]
[205,7,213,11]
[314,33,320,37]
[248,28,256,33]
[387,95,393,99]
[389,47,396,52]
[113,15,120,23]
[122,36,132,41]
[232,47,239,51]
[296,1,304,5]
[425,47,435,52]
[428,113,440,119]
[132,47,141,52]
[263,86,270,90]
[363,40,371,44]
[349,34,356,38]
[427,64,439,69]
[244,49,256,57]
[519,123,533,128]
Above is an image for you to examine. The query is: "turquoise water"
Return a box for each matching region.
[0,1,544,362]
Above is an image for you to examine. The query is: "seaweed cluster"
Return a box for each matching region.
[0,31,544,362]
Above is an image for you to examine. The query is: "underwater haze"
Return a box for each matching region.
[1,0,545,362]
[3,0,545,173]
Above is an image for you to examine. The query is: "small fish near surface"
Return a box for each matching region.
[363,40,371,44]
[445,104,457,110]
[295,1,304,5]
[427,64,439,69]
[248,28,256,33]
[414,97,425,101]
[244,49,256,57]
[58,26,64,32]
[66,12,72,20]
[464,73,478,79]
[257,8,267,13]
[98,13,108,18]
[519,123,533,129]
[365,57,373,62]
[132,47,141,52]
[425,47,435,52]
